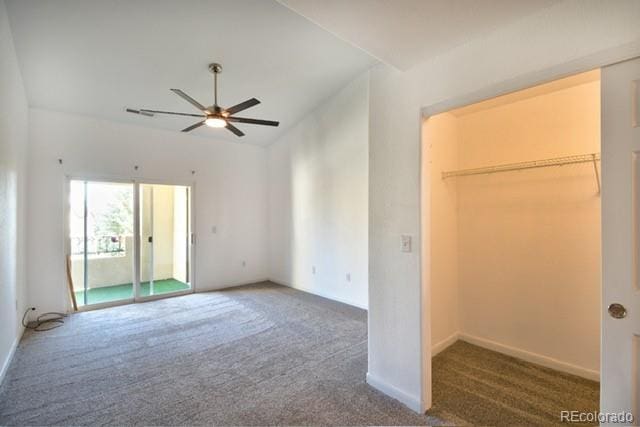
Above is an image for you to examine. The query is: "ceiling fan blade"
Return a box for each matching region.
[227,116,279,127]
[181,120,205,132]
[140,109,203,118]
[225,122,245,137]
[224,98,260,115]
[170,89,207,112]
[126,108,154,117]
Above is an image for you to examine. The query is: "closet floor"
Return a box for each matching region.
[429,340,599,426]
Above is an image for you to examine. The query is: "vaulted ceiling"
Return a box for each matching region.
[5,0,376,146]
[7,0,563,146]
[278,0,560,71]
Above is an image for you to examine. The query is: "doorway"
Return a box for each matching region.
[422,70,601,423]
[67,179,193,308]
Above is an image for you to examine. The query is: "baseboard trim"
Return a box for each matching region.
[0,326,24,386]
[366,372,423,413]
[432,332,459,356]
[195,278,272,293]
[459,333,600,381]
[269,279,368,310]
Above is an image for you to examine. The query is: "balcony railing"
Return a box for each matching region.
[70,235,127,257]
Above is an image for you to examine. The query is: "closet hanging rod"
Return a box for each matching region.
[442,153,601,179]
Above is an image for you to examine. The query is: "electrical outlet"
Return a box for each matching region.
[401,234,412,253]
[242,260,246,267]
[346,273,351,282]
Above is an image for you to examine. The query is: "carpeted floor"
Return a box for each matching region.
[430,341,599,426]
[0,282,599,426]
[0,282,443,426]
[75,278,190,306]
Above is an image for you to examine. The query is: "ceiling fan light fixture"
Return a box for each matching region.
[129,63,279,137]
[205,117,227,128]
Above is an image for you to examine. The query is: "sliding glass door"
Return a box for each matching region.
[69,180,135,307]
[68,180,192,308]
[139,184,191,298]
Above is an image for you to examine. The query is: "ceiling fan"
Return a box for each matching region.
[126,63,279,137]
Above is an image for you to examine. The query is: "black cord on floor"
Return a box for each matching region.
[22,307,67,331]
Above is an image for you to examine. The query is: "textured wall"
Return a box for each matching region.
[268,73,369,308]
[0,0,28,382]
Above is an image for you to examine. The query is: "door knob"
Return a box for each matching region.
[608,303,627,319]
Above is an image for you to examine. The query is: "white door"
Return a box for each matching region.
[601,56,640,422]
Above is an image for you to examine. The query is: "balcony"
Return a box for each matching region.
[71,235,189,306]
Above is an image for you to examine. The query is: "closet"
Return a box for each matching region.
[424,70,601,423]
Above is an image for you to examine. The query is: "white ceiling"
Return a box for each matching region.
[278,0,560,71]
[6,0,377,146]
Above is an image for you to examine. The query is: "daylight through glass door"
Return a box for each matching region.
[69,180,135,307]
[69,180,192,308]
[139,184,191,298]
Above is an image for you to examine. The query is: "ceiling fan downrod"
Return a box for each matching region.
[209,62,222,107]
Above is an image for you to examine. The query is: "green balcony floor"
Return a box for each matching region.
[75,278,190,306]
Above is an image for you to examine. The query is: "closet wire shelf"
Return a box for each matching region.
[442,152,601,193]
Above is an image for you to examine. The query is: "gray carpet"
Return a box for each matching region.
[430,341,600,426]
[0,282,444,426]
[0,282,599,426]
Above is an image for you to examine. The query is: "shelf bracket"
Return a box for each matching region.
[591,153,601,195]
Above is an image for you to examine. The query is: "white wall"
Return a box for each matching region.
[27,109,269,314]
[456,80,601,376]
[268,73,369,309]
[427,78,601,378]
[0,0,28,382]
[367,0,640,412]
[423,113,459,352]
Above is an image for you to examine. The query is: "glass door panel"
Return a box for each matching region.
[139,184,191,298]
[69,180,135,307]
